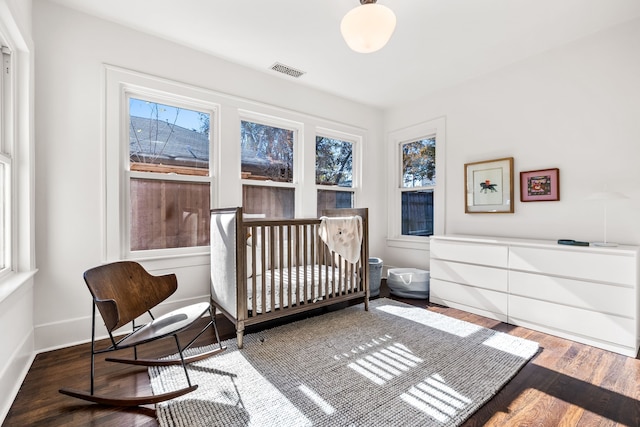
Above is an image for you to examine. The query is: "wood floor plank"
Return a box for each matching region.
[3,282,639,426]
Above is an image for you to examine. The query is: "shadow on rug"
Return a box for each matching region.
[150,298,539,427]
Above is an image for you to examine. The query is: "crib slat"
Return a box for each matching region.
[261,225,267,315]
[266,225,273,313]
[311,225,317,303]
[293,224,300,306]
[249,225,257,315]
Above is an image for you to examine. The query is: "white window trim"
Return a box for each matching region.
[0,42,13,278]
[0,46,11,277]
[104,66,220,262]
[0,4,36,295]
[104,66,368,261]
[387,117,446,250]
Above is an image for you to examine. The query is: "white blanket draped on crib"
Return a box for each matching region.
[318,215,363,264]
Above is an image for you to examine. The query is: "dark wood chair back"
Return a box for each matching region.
[83,261,177,332]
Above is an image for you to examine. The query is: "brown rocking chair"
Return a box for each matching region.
[59,261,226,406]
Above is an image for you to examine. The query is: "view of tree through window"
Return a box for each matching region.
[402,138,435,188]
[128,97,211,251]
[129,98,210,175]
[240,120,293,182]
[316,137,353,186]
[240,120,295,218]
[401,137,435,237]
[316,136,354,216]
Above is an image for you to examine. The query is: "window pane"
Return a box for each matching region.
[402,138,435,188]
[402,190,433,237]
[242,185,294,219]
[129,98,210,175]
[130,178,210,250]
[315,136,353,187]
[317,190,353,217]
[241,121,293,182]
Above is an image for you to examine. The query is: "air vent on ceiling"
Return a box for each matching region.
[270,62,306,78]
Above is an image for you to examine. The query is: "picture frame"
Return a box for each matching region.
[465,157,514,213]
[520,168,560,202]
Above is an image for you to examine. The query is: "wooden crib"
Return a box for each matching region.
[210,207,369,347]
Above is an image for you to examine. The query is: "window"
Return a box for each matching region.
[401,138,435,236]
[388,117,445,248]
[316,135,354,217]
[127,96,213,252]
[240,118,297,219]
[0,46,11,274]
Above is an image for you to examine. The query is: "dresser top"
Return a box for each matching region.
[430,234,640,254]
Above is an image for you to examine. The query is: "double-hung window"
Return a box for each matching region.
[0,46,11,274]
[315,134,355,217]
[400,137,435,236]
[388,117,445,248]
[127,96,213,253]
[105,66,219,261]
[240,116,299,219]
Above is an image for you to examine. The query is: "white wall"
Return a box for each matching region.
[383,17,640,270]
[31,0,385,351]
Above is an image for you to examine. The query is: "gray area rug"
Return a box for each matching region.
[150,298,539,427]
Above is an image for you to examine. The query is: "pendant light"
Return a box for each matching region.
[340,0,397,53]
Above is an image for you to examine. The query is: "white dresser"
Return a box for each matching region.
[430,235,640,357]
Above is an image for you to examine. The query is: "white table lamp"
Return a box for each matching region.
[585,190,628,247]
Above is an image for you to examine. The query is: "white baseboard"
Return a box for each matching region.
[34,294,211,352]
[0,330,35,425]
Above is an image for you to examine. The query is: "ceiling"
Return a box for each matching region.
[49,0,640,109]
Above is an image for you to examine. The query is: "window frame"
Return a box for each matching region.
[314,128,360,214]
[105,66,220,262]
[125,92,214,256]
[387,117,446,250]
[238,110,303,217]
[0,44,12,278]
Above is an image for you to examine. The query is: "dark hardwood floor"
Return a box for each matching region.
[4,281,640,426]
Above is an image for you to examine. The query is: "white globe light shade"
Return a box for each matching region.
[340,3,397,53]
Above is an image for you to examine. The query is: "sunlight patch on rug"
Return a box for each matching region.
[347,342,424,385]
[375,303,483,337]
[401,374,473,423]
[151,298,539,427]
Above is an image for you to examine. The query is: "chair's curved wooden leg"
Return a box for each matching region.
[106,346,227,366]
[59,384,198,407]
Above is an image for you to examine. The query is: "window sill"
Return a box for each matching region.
[0,270,38,305]
[125,251,210,271]
[386,237,431,251]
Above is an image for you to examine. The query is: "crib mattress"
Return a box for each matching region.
[246,264,359,313]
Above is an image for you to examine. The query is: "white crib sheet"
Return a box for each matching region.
[246,264,359,313]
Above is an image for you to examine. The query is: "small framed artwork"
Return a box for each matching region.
[520,168,560,202]
[464,157,514,213]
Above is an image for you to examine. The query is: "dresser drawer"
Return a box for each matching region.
[430,278,508,320]
[509,246,636,286]
[509,295,635,348]
[431,259,507,292]
[509,270,635,318]
[430,239,508,268]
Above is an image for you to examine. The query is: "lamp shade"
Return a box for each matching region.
[340,2,396,53]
